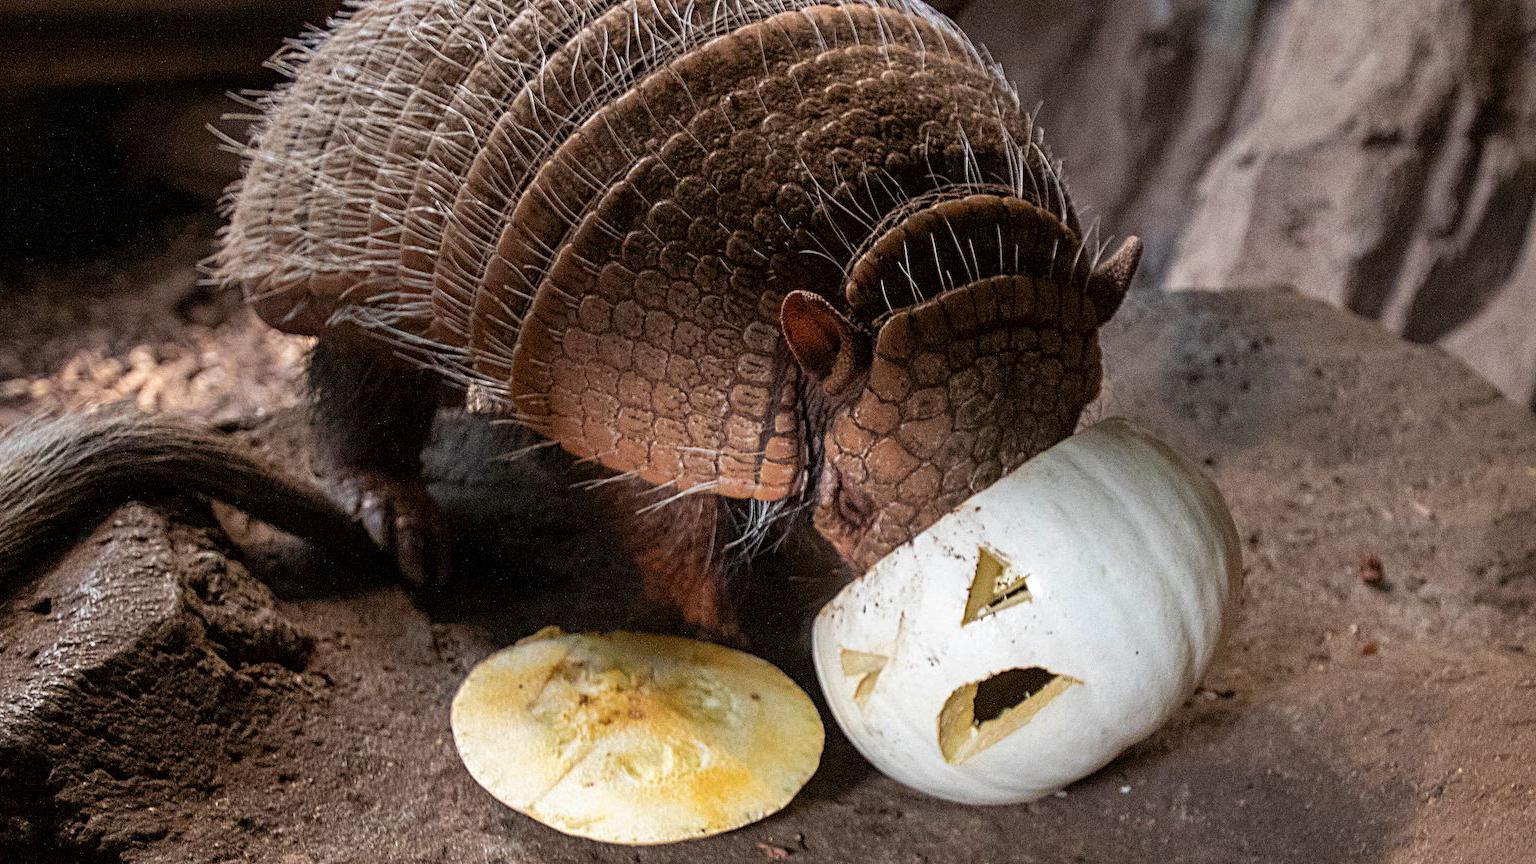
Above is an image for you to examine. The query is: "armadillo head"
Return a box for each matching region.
[781,192,1142,572]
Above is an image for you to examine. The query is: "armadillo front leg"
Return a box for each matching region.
[308,339,449,587]
[584,476,742,640]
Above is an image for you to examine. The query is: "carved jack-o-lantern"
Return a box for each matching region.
[812,419,1241,805]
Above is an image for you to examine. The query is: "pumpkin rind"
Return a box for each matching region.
[811,418,1241,805]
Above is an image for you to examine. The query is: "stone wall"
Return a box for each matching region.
[963,0,1536,408]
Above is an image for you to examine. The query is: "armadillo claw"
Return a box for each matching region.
[334,470,451,589]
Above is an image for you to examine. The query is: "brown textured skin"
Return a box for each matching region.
[508,7,1002,501]
[218,0,1142,632]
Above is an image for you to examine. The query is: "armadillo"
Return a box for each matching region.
[16,0,1143,634]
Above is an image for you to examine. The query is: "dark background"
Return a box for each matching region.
[3,0,1535,406]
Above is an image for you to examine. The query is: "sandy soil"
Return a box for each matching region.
[0,214,309,429]
[1,232,1534,863]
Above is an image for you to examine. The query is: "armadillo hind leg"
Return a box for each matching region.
[308,338,449,587]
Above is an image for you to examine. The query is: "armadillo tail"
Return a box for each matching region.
[0,408,369,584]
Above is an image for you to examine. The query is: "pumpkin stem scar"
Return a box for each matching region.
[962,545,1032,624]
[938,667,1081,764]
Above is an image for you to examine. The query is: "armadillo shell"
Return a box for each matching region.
[216,0,1077,502]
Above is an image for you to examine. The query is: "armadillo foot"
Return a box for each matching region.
[330,469,450,589]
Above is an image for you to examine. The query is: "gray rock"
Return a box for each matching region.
[0,503,312,861]
[966,0,1536,408]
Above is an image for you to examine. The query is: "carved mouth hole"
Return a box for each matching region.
[962,546,1030,624]
[938,666,1080,764]
[973,667,1057,723]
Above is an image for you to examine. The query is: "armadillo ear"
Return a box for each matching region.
[780,290,868,395]
[1087,236,1143,324]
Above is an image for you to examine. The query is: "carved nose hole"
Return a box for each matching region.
[840,649,889,707]
[938,667,1080,764]
[962,545,1030,624]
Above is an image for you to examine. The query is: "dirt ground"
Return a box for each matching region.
[0,213,308,429]
[1,221,1535,863]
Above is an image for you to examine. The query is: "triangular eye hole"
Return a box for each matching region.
[840,649,889,707]
[962,546,1031,624]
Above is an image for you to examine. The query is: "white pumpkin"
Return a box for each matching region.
[811,418,1241,805]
